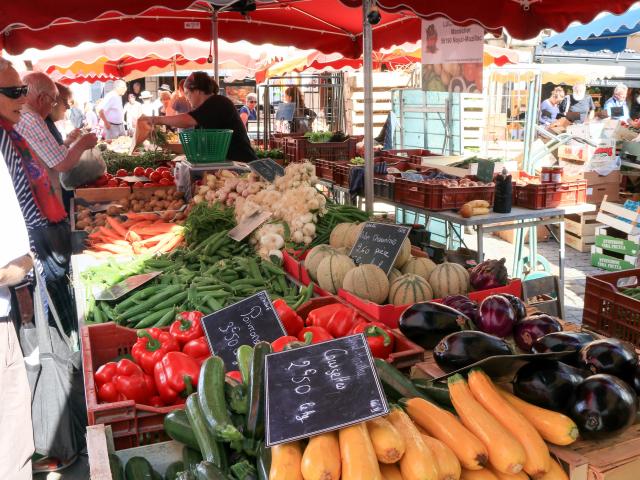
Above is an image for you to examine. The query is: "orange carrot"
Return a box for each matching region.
[106,217,128,237]
[138,232,174,246]
[126,212,159,221]
[98,226,121,241]
[126,230,142,242]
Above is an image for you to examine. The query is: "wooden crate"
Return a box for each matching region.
[75,186,130,203]
[87,424,182,480]
[565,213,600,238]
[596,196,640,235]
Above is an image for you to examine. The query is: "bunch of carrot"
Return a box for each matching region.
[86,212,184,258]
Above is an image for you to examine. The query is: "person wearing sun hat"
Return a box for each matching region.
[140,90,155,117]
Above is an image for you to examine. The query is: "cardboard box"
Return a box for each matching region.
[558,139,616,168]
[565,170,621,204]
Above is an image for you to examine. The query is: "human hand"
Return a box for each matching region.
[64,128,82,146]
[77,133,98,150]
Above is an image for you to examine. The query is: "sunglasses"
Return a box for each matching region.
[0,85,29,99]
[248,100,257,104]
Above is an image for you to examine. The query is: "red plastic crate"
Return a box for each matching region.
[82,323,181,450]
[514,180,587,209]
[295,295,425,369]
[285,137,358,164]
[333,162,351,188]
[394,178,495,211]
[314,159,336,181]
[338,279,523,329]
[583,269,640,345]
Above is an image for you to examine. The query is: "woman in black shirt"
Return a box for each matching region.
[140,72,256,162]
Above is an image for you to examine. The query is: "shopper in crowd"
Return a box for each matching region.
[157,90,172,117]
[284,85,316,133]
[169,79,191,115]
[153,84,171,115]
[68,98,85,129]
[239,92,258,128]
[554,85,566,104]
[139,71,257,162]
[124,93,143,132]
[604,83,630,121]
[539,90,562,125]
[558,83,595,124]
[131,81,143,103]
[97,79,127,139]
[140,90,155,116]
[45,82,76,146]
[84,102,98,129]
[17,73,97,202]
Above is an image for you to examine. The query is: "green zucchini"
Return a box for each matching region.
[225,377,248,415]
[194,461,231,480]
[236,346,252,387]
[124,456,154,480]
[182,446,203,472]
[246,342,272,444]
[164,409,200,450]
[411,378,454,409]
[108,453,124,480]
[164,461,185,480]
[374,358,426,402]
[176,471,197,480]
[198,356,243,443]
[185,393,227,470]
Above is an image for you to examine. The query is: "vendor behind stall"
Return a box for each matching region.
[140,72,256,162]
[603,83,630,121]
[558,83,595,124]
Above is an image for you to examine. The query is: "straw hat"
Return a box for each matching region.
[140,90,153,100]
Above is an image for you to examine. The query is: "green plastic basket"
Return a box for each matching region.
[179,129,233,163]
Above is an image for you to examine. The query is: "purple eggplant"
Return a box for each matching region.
[469,258,509,290]
[569,374,637,439]
[434,330,513,372]
[399,302,471,350]
[578,339,638,381]
[532,331,595,354]
[442,295,479,325]
[513,314,562,352]
[513,360,587,411]
[498,293,526,321]
[477,294,516,338]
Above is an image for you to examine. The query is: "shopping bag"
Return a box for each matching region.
[20,272,86,460]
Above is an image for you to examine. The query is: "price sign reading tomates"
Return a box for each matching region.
[201,291,286,370]
[264,334,388,446]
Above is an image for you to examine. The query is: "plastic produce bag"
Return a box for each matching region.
[59,146,106,190]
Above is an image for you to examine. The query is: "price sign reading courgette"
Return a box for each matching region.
[264,334,388,446]
[201,291,286,369]
[349,222,411,275]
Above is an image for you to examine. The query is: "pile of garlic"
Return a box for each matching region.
[192,171,264,207]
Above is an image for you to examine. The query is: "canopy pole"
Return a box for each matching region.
[172,55,178,91]
[363,0,374,215]
[212,11,219,85]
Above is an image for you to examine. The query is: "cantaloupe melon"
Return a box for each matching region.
[428,262,470,298]
[305,244,335,282]
[334,247,350,255]
[388,268,403,284]
[388,274,434,305]
[401,256,437,281]
[343,264,389,304]
[316,254,355,294]
[393,238,411,268]
[344,223,364,250]
[329,223,354,248]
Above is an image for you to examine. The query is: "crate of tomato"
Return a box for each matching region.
[87,166,176,190]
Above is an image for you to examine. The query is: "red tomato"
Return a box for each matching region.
[144,168,154,177]
[94,174,109,187]
[133,181,144,188]
[116,169,128,177]
[161,171,173,180]
[143,182,157,188]
[133,166,145,177]
[107,178,119,187]
[149,171,162,183]
[119,181,129,187]
[156,167,170,173]
[105,173,113,179]
[159,178,173,186]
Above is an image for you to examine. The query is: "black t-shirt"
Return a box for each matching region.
[189,95,257,162]
[560,95,595,124]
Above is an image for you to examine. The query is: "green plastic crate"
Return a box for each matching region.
[179,129,233,163]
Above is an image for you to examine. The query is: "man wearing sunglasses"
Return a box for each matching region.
[16,73,97,201]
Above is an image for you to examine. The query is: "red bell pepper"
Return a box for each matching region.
[169,311,204,346]
[226,370,243,382]
[182,336,211,364]
[94,359,155,404]
[132,327,180,375]
[273,299,304,336]
[154,351,201,404]
[306,303,363,337]
[350,321,395,359]
[298,326,333,344]
[271,335,299,352]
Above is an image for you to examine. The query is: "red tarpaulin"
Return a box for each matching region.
[376,0,638,40]
[0,1,420,57]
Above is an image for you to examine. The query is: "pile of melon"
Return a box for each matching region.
[304,222,471,306]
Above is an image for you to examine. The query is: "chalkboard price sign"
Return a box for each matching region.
[349,222,411,275]
[201,291,286,369]
[248,159,285,182]
[264,334,388,446]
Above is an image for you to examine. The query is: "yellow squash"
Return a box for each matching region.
[339,423,382,480]
[403,397,488,470]
[270,441,304,480]
[301,432,341,480]
[448,374,526,476]
[367,416,406,464]
[421,434,462,480]
[500,388,578,446]
[387,407,439,480]
[380,463,404,480]
[468,370,551,478]
[487,465,530,480]
[461,469,499,480]
[538,460,569,480]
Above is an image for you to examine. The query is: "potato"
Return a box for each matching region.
[162,211,174,222]
[76,220,89,230]
[106,205,121,216]
[154,190,166,199]
[173,191,185,199]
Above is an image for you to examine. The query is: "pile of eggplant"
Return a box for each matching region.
[399,294,640,440]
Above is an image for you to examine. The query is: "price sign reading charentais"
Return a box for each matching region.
[201,291,286,369]
[248,159,285,183]
[349,222,411,275]
[264,334,388,446]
